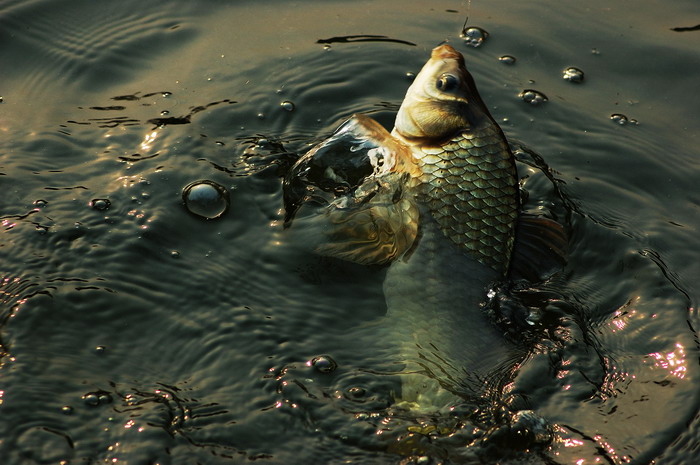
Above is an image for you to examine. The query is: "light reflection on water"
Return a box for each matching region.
[0,0,699,463]
[647,343,687,380]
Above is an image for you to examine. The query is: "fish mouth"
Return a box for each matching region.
[431,44,465,63]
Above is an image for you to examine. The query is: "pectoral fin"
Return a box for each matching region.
[316,176,419,265]
[283,113,420,265]
[509,214,568,282]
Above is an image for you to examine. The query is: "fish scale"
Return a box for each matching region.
[283,44,551,412]
[413,124,519,274]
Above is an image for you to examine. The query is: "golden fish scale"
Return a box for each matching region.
[413,125,518,274]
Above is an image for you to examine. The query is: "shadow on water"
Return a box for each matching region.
[1,0,700,463]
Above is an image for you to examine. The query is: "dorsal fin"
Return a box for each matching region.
[509,215,568,282]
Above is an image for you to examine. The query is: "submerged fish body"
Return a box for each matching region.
[284,45,560,412]
[383,45,521,407]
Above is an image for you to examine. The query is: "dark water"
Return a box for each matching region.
[1,0,699,463]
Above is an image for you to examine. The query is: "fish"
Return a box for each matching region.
[283,44,566,413]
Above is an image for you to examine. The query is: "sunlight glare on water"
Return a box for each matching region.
[647,343,688,379]
[0,0,699,464]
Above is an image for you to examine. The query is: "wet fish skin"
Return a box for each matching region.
[392,44,519,275]
[378,44,524,408]
[283,45,530,411]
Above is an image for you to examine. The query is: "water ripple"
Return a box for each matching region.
[0,0,199,91]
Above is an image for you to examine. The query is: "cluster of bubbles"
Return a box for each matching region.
[518,89,548,106]
[507,65,584,105]
[465,26,584,109]
[461,26,489,48]
[562,67,584,83]
[82,390,112,407]
[493,51,635,124]
[610,113,639,125]
[258,99,296,119]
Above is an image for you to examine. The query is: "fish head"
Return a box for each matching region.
[394,44,488,140]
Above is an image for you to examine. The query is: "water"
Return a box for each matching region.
[1,0,699,463]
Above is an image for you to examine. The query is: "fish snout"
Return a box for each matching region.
[431,44,463,62]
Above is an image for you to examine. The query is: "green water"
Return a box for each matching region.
[1,0,699,463]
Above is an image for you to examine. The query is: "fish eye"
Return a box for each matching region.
[436,73,459,92]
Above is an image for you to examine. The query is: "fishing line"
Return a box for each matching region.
[439,0,471,46]
[461,0,471,35]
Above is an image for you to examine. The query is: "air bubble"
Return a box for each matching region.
[61,406,74,415]
[511,410,551,445]
[34,199,48,208]
[461,26,489,47]
[182,180,230,220]
[499,55,516,65]
[519,89,548,105]
[406,72,416,80]
[347,386,365,398]
[610,113,638,125]
[611,114,627,124]
[83,393,100,406]
[83,391,111,407]
[310,355,337,373]
[95,345,106,354]
[280,101,295,112]
[526,309,542,325]
[563,67,584,83]
[90,199,111,211]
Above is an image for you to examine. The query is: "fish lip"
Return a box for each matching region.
[431,44,465,63]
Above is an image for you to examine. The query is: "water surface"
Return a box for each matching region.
[1,0,699,463]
